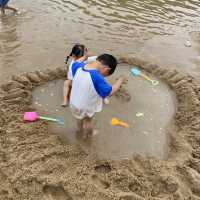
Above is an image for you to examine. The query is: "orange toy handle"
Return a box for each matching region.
[118,121,129,128]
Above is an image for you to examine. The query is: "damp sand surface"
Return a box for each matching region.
[32,65,176,160]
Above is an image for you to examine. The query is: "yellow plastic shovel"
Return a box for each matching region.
[111,118,129,128]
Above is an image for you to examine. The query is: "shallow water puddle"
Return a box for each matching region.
[32,65,176,160]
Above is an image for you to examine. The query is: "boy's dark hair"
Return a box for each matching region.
[97,54,117,75]
[65,44,85,64]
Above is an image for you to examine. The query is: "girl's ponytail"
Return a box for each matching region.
[65,51,73,64]
[65,56,70,64]
[65,44,85,64]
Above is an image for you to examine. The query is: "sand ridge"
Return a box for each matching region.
[0,57,200,199]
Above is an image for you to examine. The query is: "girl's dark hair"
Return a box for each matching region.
[65,44,85,64]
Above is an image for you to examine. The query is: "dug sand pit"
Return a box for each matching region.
[0,58,200,199]
[32,65,176,160]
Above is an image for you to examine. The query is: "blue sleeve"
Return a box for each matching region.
[72,62,86,77]
[90,71,112,98]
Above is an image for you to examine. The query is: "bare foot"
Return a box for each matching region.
[61,102,69,107]
[92,129,99,136]
[86,129,99,138]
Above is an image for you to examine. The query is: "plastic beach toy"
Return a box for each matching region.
[23,112,64,125]
[111,118,129,128]
[136,112,144,117]
[131,68,159,86]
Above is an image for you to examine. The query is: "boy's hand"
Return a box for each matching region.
[85,48,93,58]
[111,76,128,95]
[117,76,128,84]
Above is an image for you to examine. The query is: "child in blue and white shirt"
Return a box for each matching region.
[70,54,126,137]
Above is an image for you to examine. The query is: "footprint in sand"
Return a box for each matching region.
[43,185,73,200]
[91,175,110,189]
[94,163,112,174]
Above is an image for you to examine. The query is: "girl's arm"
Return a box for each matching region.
[76,55,88,62]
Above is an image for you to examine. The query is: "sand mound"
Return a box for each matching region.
[0,58,200,199]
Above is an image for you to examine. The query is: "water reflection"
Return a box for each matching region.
[48,0,200,37]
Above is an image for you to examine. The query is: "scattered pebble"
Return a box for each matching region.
[152,89,157,93]
[143,131,149,136]
[41,89,45,93]
[50,93,54,97]
[55,109,59,112]
[185,40,192,47]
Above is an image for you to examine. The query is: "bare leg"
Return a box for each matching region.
[75,119,84,139]
[82,117,93,138]
[62,80,72,107]
[4,5,17,13]
[76,119,83,132]
[0,7,5,15]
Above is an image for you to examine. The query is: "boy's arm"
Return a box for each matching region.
[110,76,126,96]
[86,56,97,63]
[77,55,88,62]
[76,49,94,63]
[92,73,126,99]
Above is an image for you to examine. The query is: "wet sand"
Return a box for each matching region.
[139,34,200,78]
[0,58,200,199]
[32,65,175,160]
[1,0,200,199]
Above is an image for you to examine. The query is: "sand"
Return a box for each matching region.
[0,57,200,200]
